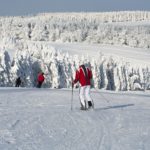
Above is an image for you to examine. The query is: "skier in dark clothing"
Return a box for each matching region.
[37,72,45,88]
[15,77,21,87]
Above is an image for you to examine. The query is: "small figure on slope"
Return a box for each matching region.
[15,77,22,87]
[37,72,45,88]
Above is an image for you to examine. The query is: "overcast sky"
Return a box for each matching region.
[0,0,150,16]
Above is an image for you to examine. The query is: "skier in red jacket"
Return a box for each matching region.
[37,72,45,88]
[72,64,93,110]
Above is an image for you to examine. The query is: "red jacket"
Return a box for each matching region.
[74,66,92,86]
[38,73,45,83]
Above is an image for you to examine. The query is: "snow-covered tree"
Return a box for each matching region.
[0,50,11,86]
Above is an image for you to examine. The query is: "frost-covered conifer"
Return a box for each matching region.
[0,49,11,86]
[1,12,150,48]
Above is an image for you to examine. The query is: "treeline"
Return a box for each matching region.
[0,11,150,49]
[0,43,150,90]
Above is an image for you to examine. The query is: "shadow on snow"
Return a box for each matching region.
[95,103,134,111]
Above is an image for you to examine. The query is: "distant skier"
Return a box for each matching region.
[72,64,93,110]
[15,77,21,87]
[37,72,45,88]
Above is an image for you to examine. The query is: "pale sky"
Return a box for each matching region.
[0,0,150,16]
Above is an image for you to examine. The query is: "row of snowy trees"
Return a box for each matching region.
[0,11,150,49]
[0,43,150,90]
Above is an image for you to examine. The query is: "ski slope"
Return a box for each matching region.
[49,42,150,65]
[7,42,150,65]
[0,87,150,150]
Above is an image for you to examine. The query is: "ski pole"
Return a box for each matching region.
[91,98,95,109]
[71,77,74,111]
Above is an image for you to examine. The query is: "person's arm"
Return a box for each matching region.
[88,68,92,79]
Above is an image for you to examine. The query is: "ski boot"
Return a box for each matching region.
[80,103,87,110]
[88,101,93,109]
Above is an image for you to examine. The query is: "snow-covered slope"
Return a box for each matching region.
[50,42,150,64]
[0,87,150,150]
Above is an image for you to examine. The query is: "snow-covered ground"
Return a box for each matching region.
[49,42,150,65]
[0,87,150,150]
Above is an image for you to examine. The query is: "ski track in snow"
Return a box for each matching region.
[0,88,150,150]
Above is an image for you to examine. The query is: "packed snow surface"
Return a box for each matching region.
[0,87,150,150]
[50,42,150,64]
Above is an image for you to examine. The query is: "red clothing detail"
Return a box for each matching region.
[38,73,45,82]
[74,67,92,86]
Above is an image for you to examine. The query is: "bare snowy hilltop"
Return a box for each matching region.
[0,11,150,150]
